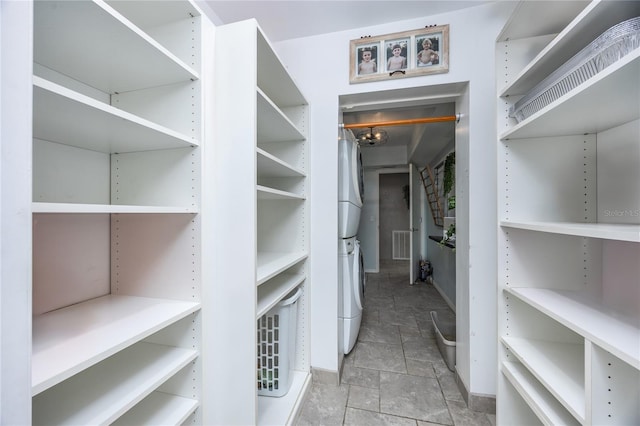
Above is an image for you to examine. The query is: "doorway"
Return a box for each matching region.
[340,83,468,283]
[357,167,409,274]
[379,172,410,262]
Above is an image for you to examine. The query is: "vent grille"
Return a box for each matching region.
[392,230,410,260]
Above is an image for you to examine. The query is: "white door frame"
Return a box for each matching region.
[409,163,424,283]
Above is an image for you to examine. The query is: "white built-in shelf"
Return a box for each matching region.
[258,370,311,426]
[32,295,200,395]
[257,252,308,286]
[32,342,197,425]
[501,50,640,140]
[33,0,198,94]
[256,30,306,109]
[498,1,640,423]
[111,391,198,426]
[214,19,309,424]
[33,77,197,154]
[500,0,640,97]
[505,287,640,370]
[501,361,581,426]
[257,185,305,200]
[257,274,305,318]
[257,89,306,143]
[257,148,305,178]
[32,202,197,214]
[105,0,200,33]
[500,220,640,242]
[501,337,584,422]
[497,0,589,45]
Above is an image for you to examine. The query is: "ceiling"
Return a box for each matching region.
[205,1,491,42]
[341,84,463,166]
[342,102,455,166]
[339,81,466,165]
[205,1,480,166]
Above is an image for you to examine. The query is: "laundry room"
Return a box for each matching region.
[275,6,498,419]
[2,1,639,425]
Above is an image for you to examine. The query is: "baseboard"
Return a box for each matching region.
[455,370,496,414]
[310,366,340,386]
[431,278,456,313]
[289,372,313,425]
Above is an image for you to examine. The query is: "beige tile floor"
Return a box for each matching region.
[295,260,496,426]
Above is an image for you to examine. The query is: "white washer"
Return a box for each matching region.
[340,237,365,354]
[338,127,364,239]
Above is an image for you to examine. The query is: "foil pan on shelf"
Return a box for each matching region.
[510,17,640,123]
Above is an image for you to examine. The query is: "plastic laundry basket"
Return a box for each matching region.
[257,286,302,397]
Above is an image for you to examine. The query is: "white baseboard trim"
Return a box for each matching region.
[455,370,496,414]
[310,366,340,386]
[431,278,456,313]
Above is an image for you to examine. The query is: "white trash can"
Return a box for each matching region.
[257,287,302,397]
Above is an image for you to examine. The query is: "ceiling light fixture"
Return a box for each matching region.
[356,126,388,146]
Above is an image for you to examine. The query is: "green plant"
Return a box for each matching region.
[443,151,455,196]
[444,223,455,240]
[439,223,456,248]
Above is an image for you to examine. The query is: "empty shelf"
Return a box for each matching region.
[32,294,200,395]
[257,185,305,200]
[257,148,305,178]
[257,89,306,143]
[111,391,198,426]
[500,220,640,242]
[32,202,197,214]
[256,31,306,108]
[34,0,198,94]
[506,287,640,370]
[33,77,197,154]
[32,342,197,425]
[257,252,307,285]
[502,361,581,426]
[502,336,585,422]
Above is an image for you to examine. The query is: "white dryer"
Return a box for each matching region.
[338,126,364,239]
[339,237,365,354]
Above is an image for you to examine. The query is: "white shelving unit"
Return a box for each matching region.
[213,19,311,425]
[496,1,640,424]
[32,342,198,425]
[28,0,211,423]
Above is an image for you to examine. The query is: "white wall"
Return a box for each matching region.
[425,141,457,310]
[274,2,513,396]
[361,144,407,167]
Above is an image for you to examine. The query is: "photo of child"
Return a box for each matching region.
[417,36,440,67]
[385,39,408,72]
[357,46,377,75]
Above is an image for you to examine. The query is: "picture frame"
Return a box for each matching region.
[349,25,449,84]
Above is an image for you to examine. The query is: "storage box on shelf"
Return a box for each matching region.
[497,1,640,425]
[214,19,311,426]
[31,0,208,423]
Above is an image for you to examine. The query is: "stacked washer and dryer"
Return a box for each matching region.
[338,126,366,355]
